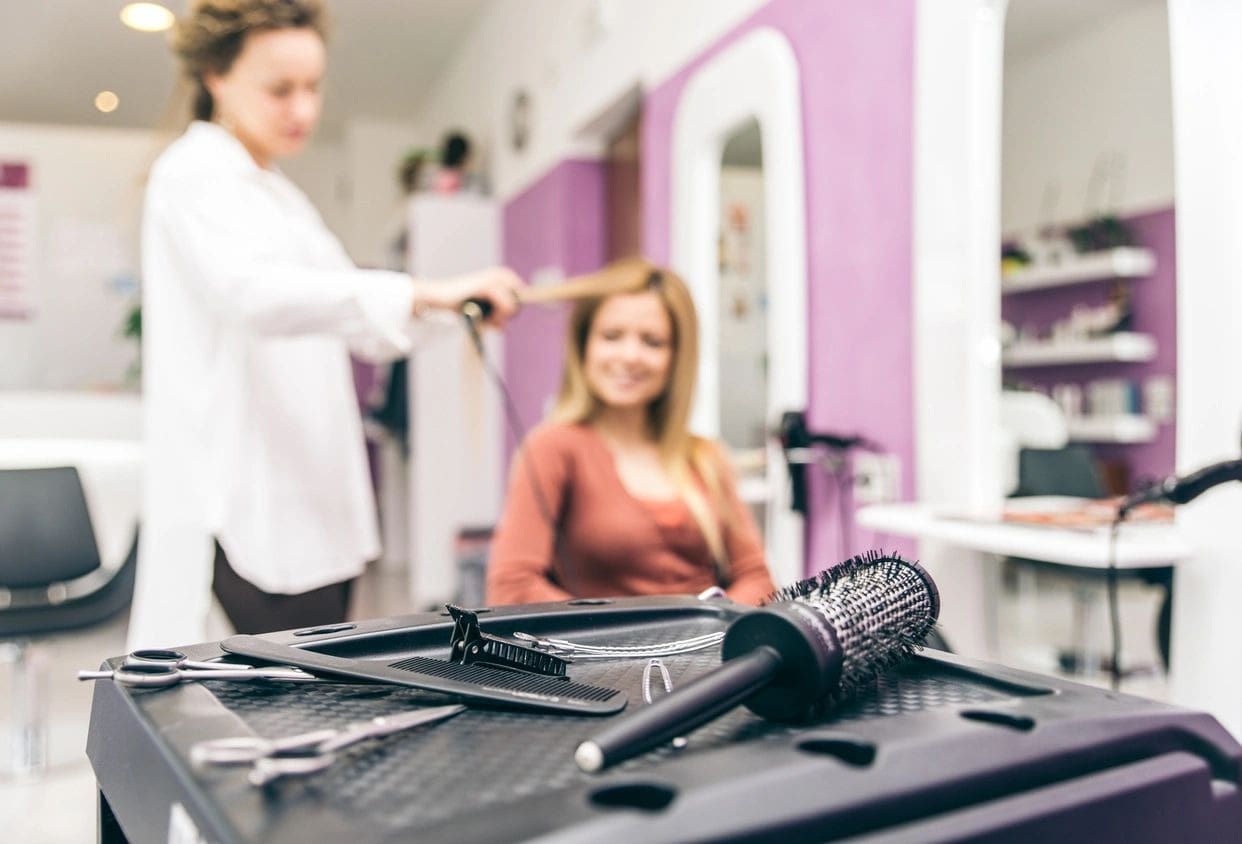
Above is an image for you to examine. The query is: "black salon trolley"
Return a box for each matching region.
[86,596,1242,842]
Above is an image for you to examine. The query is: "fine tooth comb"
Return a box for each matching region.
[220,634,627,716]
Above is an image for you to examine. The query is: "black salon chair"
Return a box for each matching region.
[1009,446,1172,674]
[0,466,137,775]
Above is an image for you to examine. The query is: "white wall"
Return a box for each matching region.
[269,120,427,270]
[0,123,156,390]
[913,0,1007,658]
[342,119,427,269]
[0,119,421,392]
[413,0,769,201]
[1002,0,1173,233]
[1164,0,1242,740]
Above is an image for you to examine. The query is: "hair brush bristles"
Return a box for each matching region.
[576,551,942,770]
[764,550,937,606]
[760,551,941,709]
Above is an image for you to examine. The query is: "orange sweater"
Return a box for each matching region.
[486,422,777,606]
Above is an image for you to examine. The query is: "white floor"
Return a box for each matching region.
[0,563,418,843]
[0,563,1172,843]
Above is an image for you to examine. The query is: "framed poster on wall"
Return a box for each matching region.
[0,162,34,319]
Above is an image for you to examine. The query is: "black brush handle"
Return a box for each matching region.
[461,297,493,323]
[575,646,783,772]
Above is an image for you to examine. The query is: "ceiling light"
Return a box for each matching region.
[120,2,174,33]
[95,91,120,114]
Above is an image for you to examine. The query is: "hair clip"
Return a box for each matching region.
[642,658,688,750]
[446,604,570,677]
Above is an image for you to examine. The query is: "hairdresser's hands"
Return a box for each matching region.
[415,266,524,327]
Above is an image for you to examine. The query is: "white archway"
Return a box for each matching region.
[670,27,809,586]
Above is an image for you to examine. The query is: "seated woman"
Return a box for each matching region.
[486,259,777,606]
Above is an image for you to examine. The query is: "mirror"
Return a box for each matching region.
[993,0,1176,688]
[717,118,767,453]
[717,118,769,536]
[1000,0,1176,499]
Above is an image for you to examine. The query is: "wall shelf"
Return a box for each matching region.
[1002,332,1157,368]
[1001,247,1156,294]
[1065,414,1157,444]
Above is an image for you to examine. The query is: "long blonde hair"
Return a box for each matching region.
[551,259,734,576]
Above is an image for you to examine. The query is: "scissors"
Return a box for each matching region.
[191,703,466,786]
[120,648,256,672]
[78,653,318,688]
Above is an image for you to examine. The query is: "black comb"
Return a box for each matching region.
[221,634,627,716]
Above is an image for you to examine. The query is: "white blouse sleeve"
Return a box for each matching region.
[147,173,418,362]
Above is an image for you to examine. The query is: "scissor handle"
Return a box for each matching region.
[128,648,186,663]
[249,753,337,786]
[79,664,315,688]
[78,664,183,688]
[191,729,338,765]
[127,648,251,672]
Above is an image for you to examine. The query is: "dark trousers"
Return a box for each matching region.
[212,541,353,635]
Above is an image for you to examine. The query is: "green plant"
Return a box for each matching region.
[120,299,141,386]
[122,301,141,342]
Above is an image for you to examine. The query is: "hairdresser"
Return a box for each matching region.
[485,260,777,607]
[128,0,522,648]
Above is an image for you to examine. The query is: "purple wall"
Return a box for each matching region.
[641,0,918,570]
[501,160,607,458]
[499,0,918,572]
[1001,207,1177,491]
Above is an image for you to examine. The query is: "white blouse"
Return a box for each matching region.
[128,121,418,648]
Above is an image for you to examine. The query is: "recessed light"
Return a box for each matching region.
[120,2,174,33]
[95,91,120,113]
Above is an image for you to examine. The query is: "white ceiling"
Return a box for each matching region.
[0,0,489,135]
[0,1,1163,135]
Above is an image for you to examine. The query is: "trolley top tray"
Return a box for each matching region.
[86,596,1242,843]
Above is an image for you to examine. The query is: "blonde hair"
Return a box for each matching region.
[171,0,327,121]
[551,259,734,576]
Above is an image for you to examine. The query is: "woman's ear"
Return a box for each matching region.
[202,71,224,104]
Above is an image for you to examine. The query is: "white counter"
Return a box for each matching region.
[856,500,1190,569]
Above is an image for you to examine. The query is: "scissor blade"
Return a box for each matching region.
[377,704,467,734]
[320,704,466,752]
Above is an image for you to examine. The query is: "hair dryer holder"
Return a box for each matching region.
[777,411,875,516]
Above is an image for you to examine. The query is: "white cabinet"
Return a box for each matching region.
[404,194,502,609]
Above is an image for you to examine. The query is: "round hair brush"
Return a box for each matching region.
[461,268,653,324]
[575,551,940,772]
